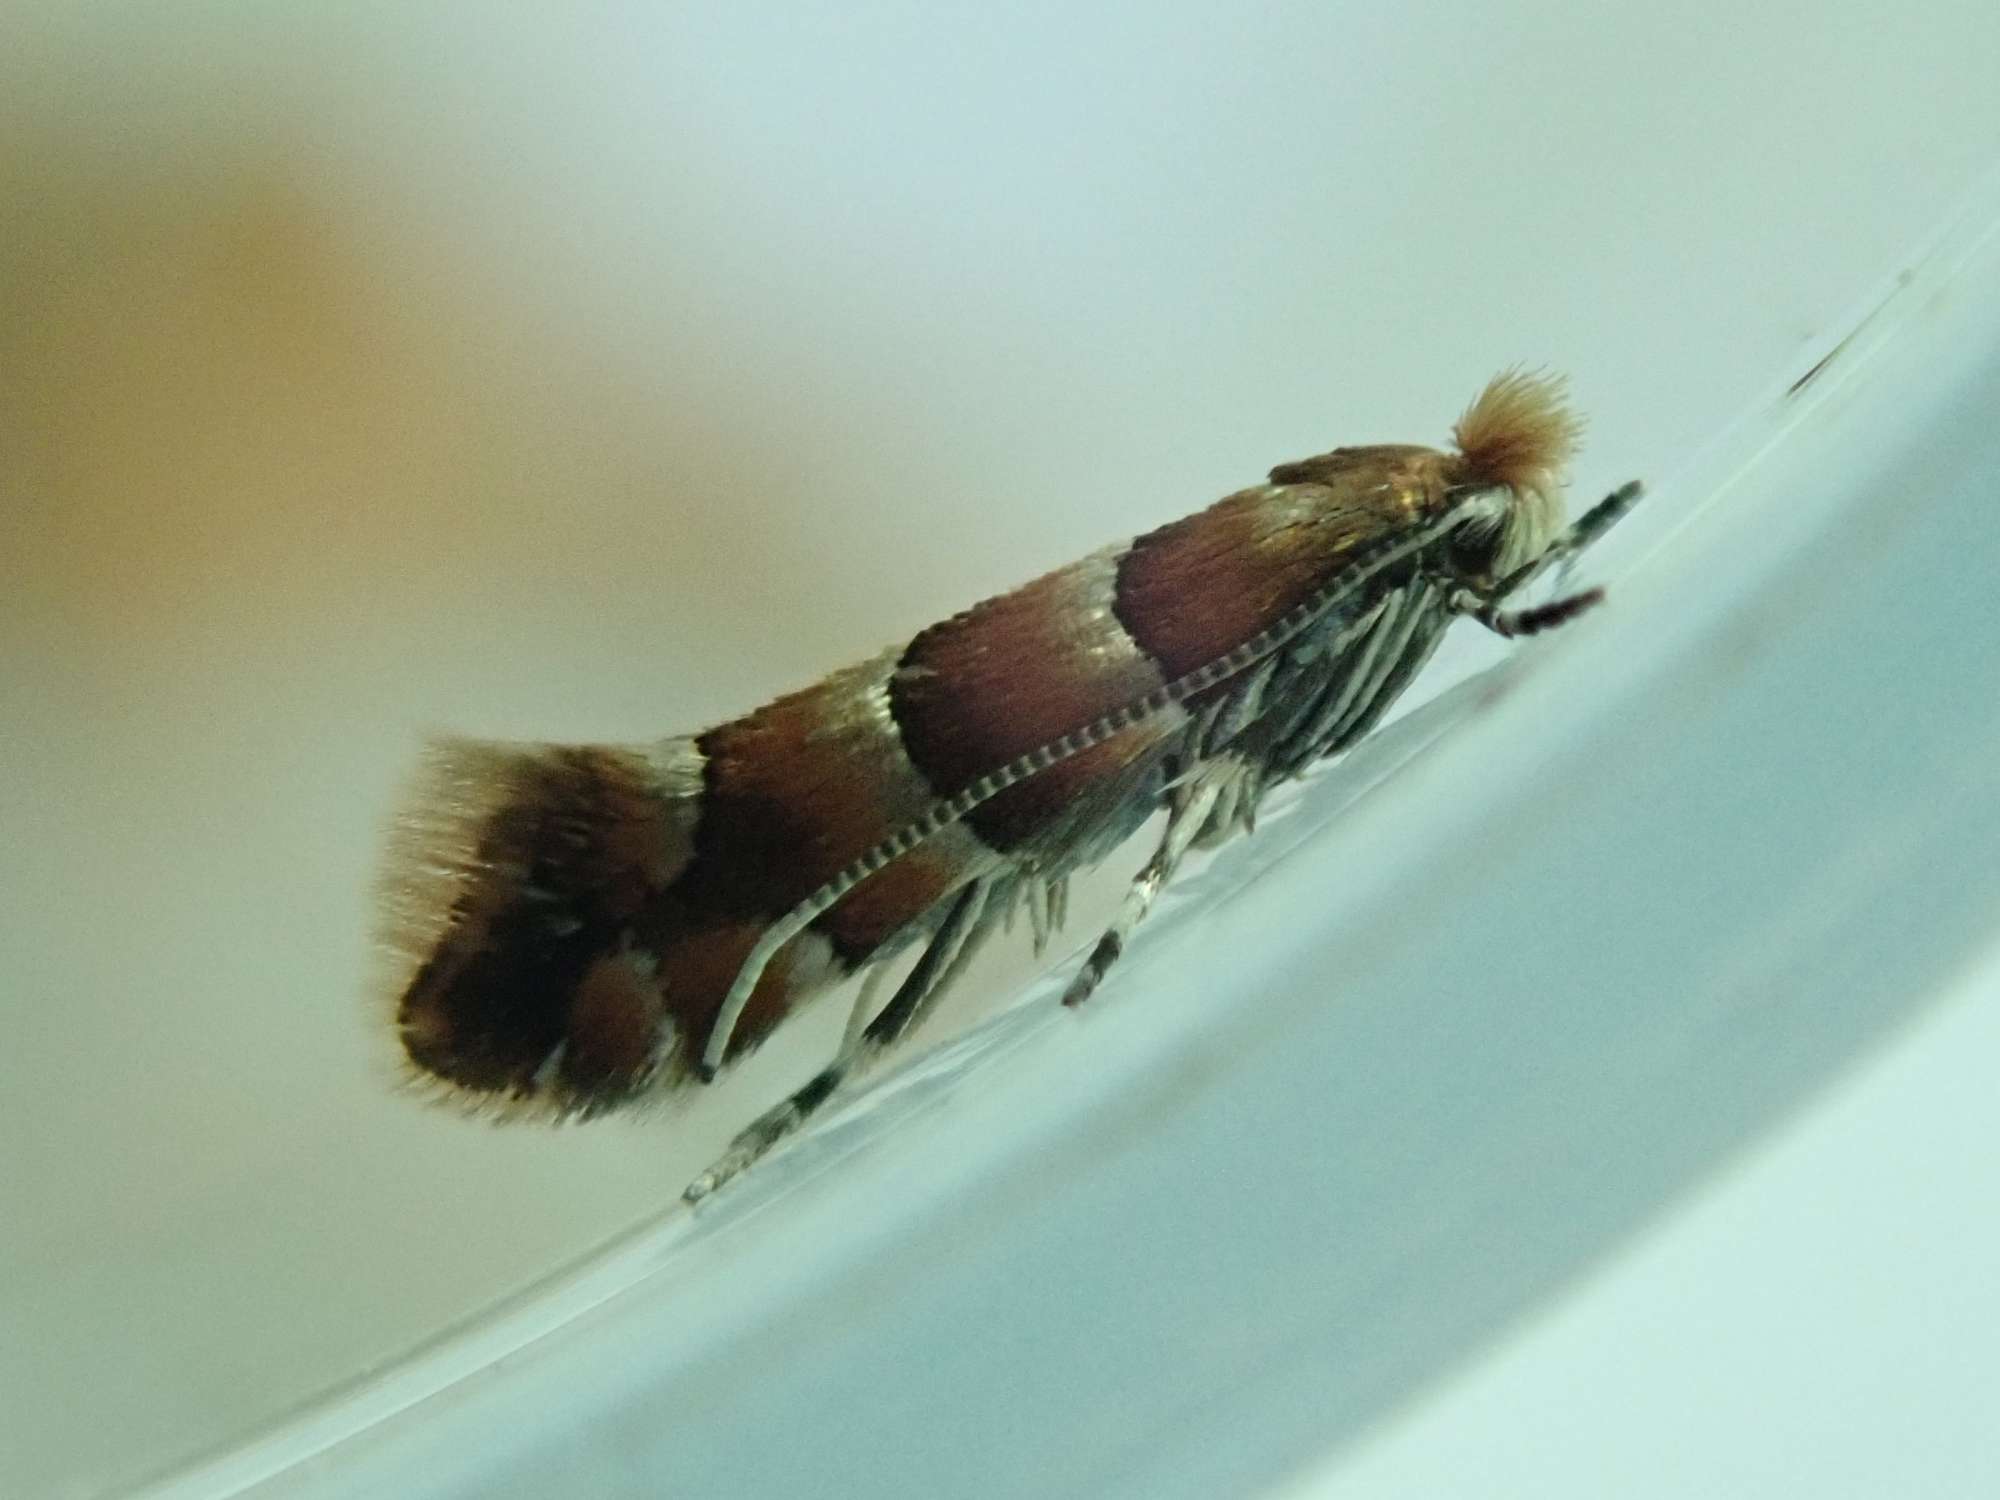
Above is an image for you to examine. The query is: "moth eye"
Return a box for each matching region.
[1444,518,1506,580]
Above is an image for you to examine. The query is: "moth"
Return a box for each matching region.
[378,371,1641,1201]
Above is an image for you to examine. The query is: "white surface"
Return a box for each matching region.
[4,7,1999,1498]
[1295,940,2000,1499]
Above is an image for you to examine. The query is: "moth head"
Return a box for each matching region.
[1444,368,1583,582]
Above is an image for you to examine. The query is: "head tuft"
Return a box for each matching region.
[1451,368,1583,501]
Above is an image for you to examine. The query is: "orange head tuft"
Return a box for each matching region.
[1451,368,1583,500]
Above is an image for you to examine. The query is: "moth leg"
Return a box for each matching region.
[1062,774,1227,1009]
[682,962,892,1205]
[1025,877,1054,955]
[683,878,999,1205]
[1293,586,1417,757]
[1449,584,1604,639]
[1448,476,1648,640]
[1447,478,1642,639]
[863,877,998,1050]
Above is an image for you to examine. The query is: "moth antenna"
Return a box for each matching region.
[1452,367,1584,499]
[699,495,1485,1075]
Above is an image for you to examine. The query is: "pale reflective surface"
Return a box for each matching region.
[5,6,2000,1497]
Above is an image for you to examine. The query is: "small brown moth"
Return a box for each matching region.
[378,371,1641,1200]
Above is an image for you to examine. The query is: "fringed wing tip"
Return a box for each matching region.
[370,736,560,1122]
[1453,368,1584,497]
[371,735,707,1123]
[372,736,528,995]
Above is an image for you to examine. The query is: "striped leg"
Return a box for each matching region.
[864,878,1003,1050]
[1447,479,1641,639]
[683,879,997,1205]
[682,962,891,1204]
[1450,585,1604,638]
[1062,775,1226,1009]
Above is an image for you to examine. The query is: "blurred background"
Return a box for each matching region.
[3,6,1998,1497]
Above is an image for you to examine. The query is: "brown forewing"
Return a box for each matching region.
[892,549,1177,851]
[1116,445,1454,681]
